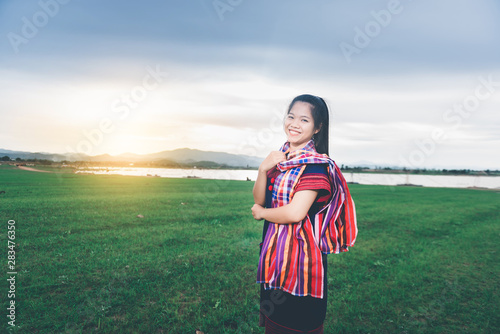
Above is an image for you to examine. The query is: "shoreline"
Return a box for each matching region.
[6,165,500,190]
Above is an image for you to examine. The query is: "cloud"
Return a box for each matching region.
[0,0,499,169]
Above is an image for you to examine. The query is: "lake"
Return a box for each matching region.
[75,167,500,189]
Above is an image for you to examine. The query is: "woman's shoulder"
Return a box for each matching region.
[302,163,329,176]
[296,163,332,202]
[300,164,330,185]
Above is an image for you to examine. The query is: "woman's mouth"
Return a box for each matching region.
[288,129,301,136]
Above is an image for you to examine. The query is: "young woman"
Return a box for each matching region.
[251,94,358,333]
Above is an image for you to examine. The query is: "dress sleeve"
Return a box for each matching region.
[295,164,331,203]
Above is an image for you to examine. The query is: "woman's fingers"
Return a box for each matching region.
[251,204,264,220]
[260,151,286,172]
[269,151,286,166]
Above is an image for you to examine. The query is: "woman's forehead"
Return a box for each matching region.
[289,101,313,117]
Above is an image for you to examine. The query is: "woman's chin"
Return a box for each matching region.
[287,137,310,148]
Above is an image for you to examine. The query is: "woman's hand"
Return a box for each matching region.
[251,204,265,220]
[253,151,286,208]
[259,151,287,173]
[252,190,319,224]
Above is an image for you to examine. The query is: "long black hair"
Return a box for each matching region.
[287,94,330,155]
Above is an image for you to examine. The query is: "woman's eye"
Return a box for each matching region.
[287,115,294,119]
[301,119,308,122]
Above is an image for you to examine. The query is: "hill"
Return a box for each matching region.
[0,148,263,168]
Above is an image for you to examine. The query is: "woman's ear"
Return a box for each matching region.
[315,123,322,134]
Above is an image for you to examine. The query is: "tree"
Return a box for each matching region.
[1,156,11,161]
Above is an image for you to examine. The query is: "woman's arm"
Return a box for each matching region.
[252,151,287,206]
[251,190,319,224]
[252,169,268,206]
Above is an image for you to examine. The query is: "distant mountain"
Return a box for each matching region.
[0,148,264,168]
[146,148,263,167]
[0,149,69,161]
[3,148,487,170]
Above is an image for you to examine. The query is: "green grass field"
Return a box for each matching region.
[1,165,499,333]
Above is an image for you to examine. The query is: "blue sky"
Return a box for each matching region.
[1,0,499,169]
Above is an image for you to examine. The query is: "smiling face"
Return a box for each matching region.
[284,101,320,151]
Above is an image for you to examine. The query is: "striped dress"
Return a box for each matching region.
[257,140,357,332]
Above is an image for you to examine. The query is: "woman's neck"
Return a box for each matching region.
[288,141,309,153]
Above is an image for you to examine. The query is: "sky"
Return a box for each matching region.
[1,0,499,169]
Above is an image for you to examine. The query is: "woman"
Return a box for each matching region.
[251,94,357,333]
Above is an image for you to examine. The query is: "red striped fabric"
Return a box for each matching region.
[295,172,331,202]
[257,140,357,299]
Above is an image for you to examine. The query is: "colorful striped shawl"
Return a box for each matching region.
[257,140,357,299]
